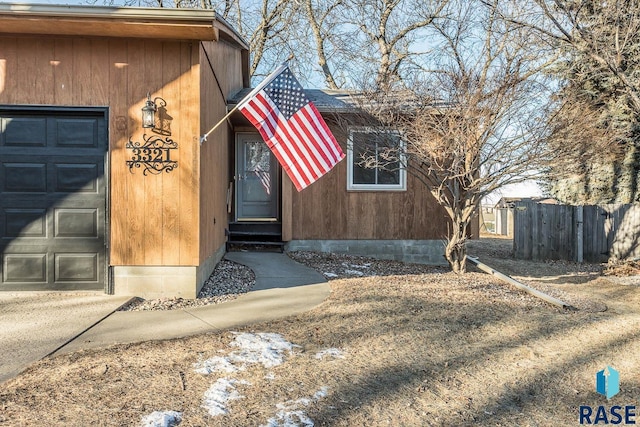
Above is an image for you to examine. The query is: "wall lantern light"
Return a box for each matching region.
[141,92,167,129]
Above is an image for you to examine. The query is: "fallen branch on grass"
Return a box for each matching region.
[466,256,575,310]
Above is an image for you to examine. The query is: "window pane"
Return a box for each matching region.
[378,161,400,184]
[352,131,376,153]
[352,133,376,184]
[353,163,376,184]
[245,141,271,172]
[373,132,399,150]
[374,132,401,185]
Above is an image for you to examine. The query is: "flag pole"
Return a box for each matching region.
[199,62,290,145]
[199,104,240,145]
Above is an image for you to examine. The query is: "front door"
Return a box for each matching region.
[235,133,279,221]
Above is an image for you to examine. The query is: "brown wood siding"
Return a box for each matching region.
[290,123,478,240]
[199,40,245,262]
[0,36,201,266]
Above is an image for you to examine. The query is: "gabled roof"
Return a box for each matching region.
[228,88,360,113]
[0,3,248,47]
[495,197,558,208]
[228,87,454,115]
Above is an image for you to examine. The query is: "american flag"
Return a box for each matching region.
[237,65,345,191]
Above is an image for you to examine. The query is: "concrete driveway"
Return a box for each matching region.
[0,292,130,384]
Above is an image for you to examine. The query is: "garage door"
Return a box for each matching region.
[0,108,108,291]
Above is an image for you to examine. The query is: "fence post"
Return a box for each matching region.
[576,205,584,263]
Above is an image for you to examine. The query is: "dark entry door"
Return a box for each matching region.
[0,109,108,291]
[235,133,279,221]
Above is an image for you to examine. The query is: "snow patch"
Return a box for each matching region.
[280,398,312,408]
[323,272,338,278]
[314,348,344,360]
[261,387,329,427]
[202,378,250,416]
[342,262,370,269]
[140,411,182,427]
[228,332,298,368]
[195,332,298,374]
[344,269,364,276]
[262,410,315,427]
[313,388,329,400]
[194,356,239,374]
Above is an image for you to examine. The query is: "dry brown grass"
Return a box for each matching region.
[2,239,640,426]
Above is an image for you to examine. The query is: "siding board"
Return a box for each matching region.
[90,39,110,104]
[0,38,17,103]
[35,38,55,104]
[126,40,148,265]
[53,38,74,105]
[16,38,36,103]
[198,42,218,263]
[178,41,199,266]
[161,41,184,265]
[108,39,131,266]
[142,39,164,265]
[72,38,92,105]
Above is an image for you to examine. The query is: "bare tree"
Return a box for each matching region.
[504,0,640,115]
[498,0,640,203]
[351,0,558,273]
[247,0,302,78]
[352,0,449,89]
[301,0,449,89]
[303,0,346,89]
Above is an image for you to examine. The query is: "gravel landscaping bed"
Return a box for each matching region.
[289,250,572,309]
[119,260,256,311]
[287,251,449,279]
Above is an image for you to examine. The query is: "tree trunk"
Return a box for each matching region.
[445,221,468,274]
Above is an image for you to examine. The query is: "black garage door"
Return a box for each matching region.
[0,108,108,291]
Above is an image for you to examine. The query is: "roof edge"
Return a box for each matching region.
[0,3,217,21]
[213,12,249,50]
[0,3,250,45]
[227,88,362,113]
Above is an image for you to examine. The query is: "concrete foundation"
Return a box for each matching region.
[285,239,447,265]
[112,244,226,299]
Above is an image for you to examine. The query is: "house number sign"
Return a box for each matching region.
[126,134,178,175]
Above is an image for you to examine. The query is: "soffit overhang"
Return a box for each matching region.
[0,3,246,45]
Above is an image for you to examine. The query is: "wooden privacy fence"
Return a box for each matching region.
[513,201,640,262]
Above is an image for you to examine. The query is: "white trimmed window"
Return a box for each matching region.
[347,128,406,191]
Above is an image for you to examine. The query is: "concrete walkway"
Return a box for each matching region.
[56,252,329,355]
[0,252,328,384]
